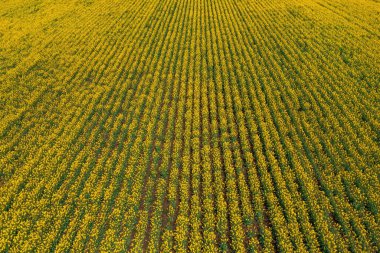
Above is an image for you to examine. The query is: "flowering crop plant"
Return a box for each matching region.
[0,0,379,252]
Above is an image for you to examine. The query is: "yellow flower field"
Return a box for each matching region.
[0,0,379,251]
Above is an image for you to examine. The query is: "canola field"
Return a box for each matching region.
[0,0,380,252]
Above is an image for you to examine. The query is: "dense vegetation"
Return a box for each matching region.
[1,0,379,252]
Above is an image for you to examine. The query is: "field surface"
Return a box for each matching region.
[1,0,380,252]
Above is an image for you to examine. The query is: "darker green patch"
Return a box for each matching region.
[0,171,6,187]
[220,242,228,252]
[159,169,168,179]
[295,38,309,52]
[361,113,369,122]
[339,47,353,65]
[366,201,378,215]
[243,216,253,226]
[77,0,94,7]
